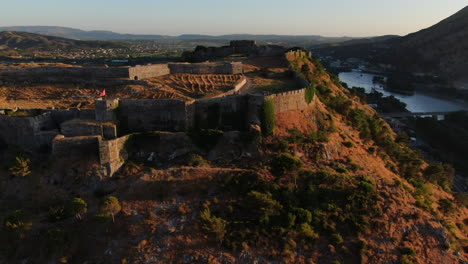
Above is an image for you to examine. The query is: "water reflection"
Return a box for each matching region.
[339,71,468,112]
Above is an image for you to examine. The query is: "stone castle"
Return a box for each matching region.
[0,46,313,177]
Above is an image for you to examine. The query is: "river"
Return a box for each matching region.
[339,71,468,112]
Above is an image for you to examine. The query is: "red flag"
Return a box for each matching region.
[99,89,106,97]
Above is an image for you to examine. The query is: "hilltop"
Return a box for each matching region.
[390,5,468,88]
[0,31,126,51]
[0,46,466,263]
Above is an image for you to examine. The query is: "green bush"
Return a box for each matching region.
[400,247,416,256]
[100,196,121,223]
[66,198,88,220]
[269,153,303,175]
[200,208,227,244]
[423,164,454,191]
[188,154,208,167]
[9,156,31,177]
[292,208,312,224]
[299,223,318,239]
[342,141,354,148]
[304,85,316,104]
[331,233,344,246]
[438,199,456,215]
[3,210,32,238]
[260,99,276,136]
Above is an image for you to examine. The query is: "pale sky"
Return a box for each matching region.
[1,0,467,37]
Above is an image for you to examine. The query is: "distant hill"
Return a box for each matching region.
[0,31,126,51]
[312,5,468,90]
[390,5,468,86]
[0,26,166,40]
[0,26,355,44]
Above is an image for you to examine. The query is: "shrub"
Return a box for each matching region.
[331,233,344,246]
[400,247,416,256]
[260,99,276,136]
[304,85,316,104]
[342,141,354,148]
[269,153,303,175]
[100,196,121,223]
[292,208,312,224]
[423,164,454,191]
[3,210,32,238]
[9,156,31,177]
[299,223,319,239]
[200,208,227,244]
[438,199,456,215]
[188,154,208,167]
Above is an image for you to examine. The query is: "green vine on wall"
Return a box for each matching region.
[260,99,276,137]
[305,85,316,104]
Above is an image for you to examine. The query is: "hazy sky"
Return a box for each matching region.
[1,0,467,37]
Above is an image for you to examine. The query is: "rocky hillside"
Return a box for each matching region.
[0,51,466,264]
[390,5,468,88]
[0,31,125,51]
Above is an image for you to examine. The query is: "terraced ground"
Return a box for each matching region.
[125,74,244,100]
[0,74,244,109]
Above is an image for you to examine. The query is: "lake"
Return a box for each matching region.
[339,71,468,112]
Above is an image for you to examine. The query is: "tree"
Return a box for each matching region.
[269,153,303,176]
[101,196,121,223]
[200,208,227,244]
[9,156,31,177]
[245,191,283,223]
[3,210,32,239]
[67,198,88,220]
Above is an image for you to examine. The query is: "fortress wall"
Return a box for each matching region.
[99,136,128,177]
[265,88,311,114]
[192,95,248,130]
[285,50,311,87]
[118,99,187,133]
[52,135,100,159]
[168,62,242,75]
[128,64,170,80]
[95,99,119,122]
[60,119,103,137]
[0,67,130,80]
[0,112,56,151]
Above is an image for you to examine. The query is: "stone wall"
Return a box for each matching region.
[60,119,117,139]
[265,88,311,113]
[128,64,170,80]
[52,135,100,159]
[99,136,128,176]
[95,99,119,122]
[168,62,243,75]
[0,66,130,81]
[190,95,249,130]
[118,99,187,133]
[0,112,57,152]
[0,64,170,83]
